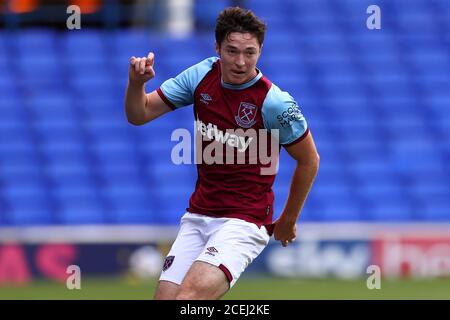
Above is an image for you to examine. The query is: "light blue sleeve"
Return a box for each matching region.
[262,84,308,145]
[159,56,218,108]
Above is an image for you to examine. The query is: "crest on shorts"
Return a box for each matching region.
[235,102,257,128]
[163,255,175,271]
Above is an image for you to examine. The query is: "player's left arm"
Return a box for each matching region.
[273,131,320,247]
[261,84,320,246]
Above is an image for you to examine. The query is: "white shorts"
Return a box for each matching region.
[159,212,271,288]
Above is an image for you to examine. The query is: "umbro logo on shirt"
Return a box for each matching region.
[200,93,213,105]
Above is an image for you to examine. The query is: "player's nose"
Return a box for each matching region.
[235,55,245,67]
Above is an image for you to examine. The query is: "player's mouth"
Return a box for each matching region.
[231,70,246,76]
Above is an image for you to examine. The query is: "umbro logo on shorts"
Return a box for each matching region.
[163,255,175,271]
[206,247,219,256]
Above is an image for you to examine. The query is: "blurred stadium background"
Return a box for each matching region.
[0,0,450,299]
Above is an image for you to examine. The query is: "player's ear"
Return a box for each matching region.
[215,43,220,57]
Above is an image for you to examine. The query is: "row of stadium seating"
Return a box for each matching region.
[0,0,449,225]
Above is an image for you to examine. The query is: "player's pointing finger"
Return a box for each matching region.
[147,52,155,66]
[134,58,141,72]
[139,58,146,74]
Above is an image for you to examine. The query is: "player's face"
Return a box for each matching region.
[216,32,261,85]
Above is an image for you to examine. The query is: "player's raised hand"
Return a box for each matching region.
[129,52,155,85]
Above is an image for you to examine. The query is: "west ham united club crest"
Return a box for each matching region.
[235,102,257,128]
[163,255,175,271]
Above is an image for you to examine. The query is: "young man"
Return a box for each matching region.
[125,7,319,300]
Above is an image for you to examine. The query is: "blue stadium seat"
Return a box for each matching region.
[419,201,450,221]
[16,54,59,79]
[100,178,157,224]
[45,161,91,178]
[1,3,450,226]
[110,202,155,224]
[16,29,56,51]
[52,186,100,219]
[320,197,363,221]
[2,180,54,225]
[194,0,230,28]
[155,186,193,225]
[7,202,55,225]
[365,199,415,221]
[62,30,107,57]
[59,201,106,224]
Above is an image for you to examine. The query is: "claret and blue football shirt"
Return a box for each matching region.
[157,57,309,228]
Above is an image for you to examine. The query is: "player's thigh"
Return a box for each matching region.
[154,280,180,300]
[159,213,206,286]
[177,261,229,300]
[197,219,270,288]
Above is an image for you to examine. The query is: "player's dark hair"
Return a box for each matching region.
[215,7,266,47]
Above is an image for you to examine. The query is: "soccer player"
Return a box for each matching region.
[125,7,320,300]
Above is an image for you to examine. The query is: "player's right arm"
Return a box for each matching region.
[125,52,172,125]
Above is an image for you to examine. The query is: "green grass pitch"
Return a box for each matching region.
[1,275,450,300]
